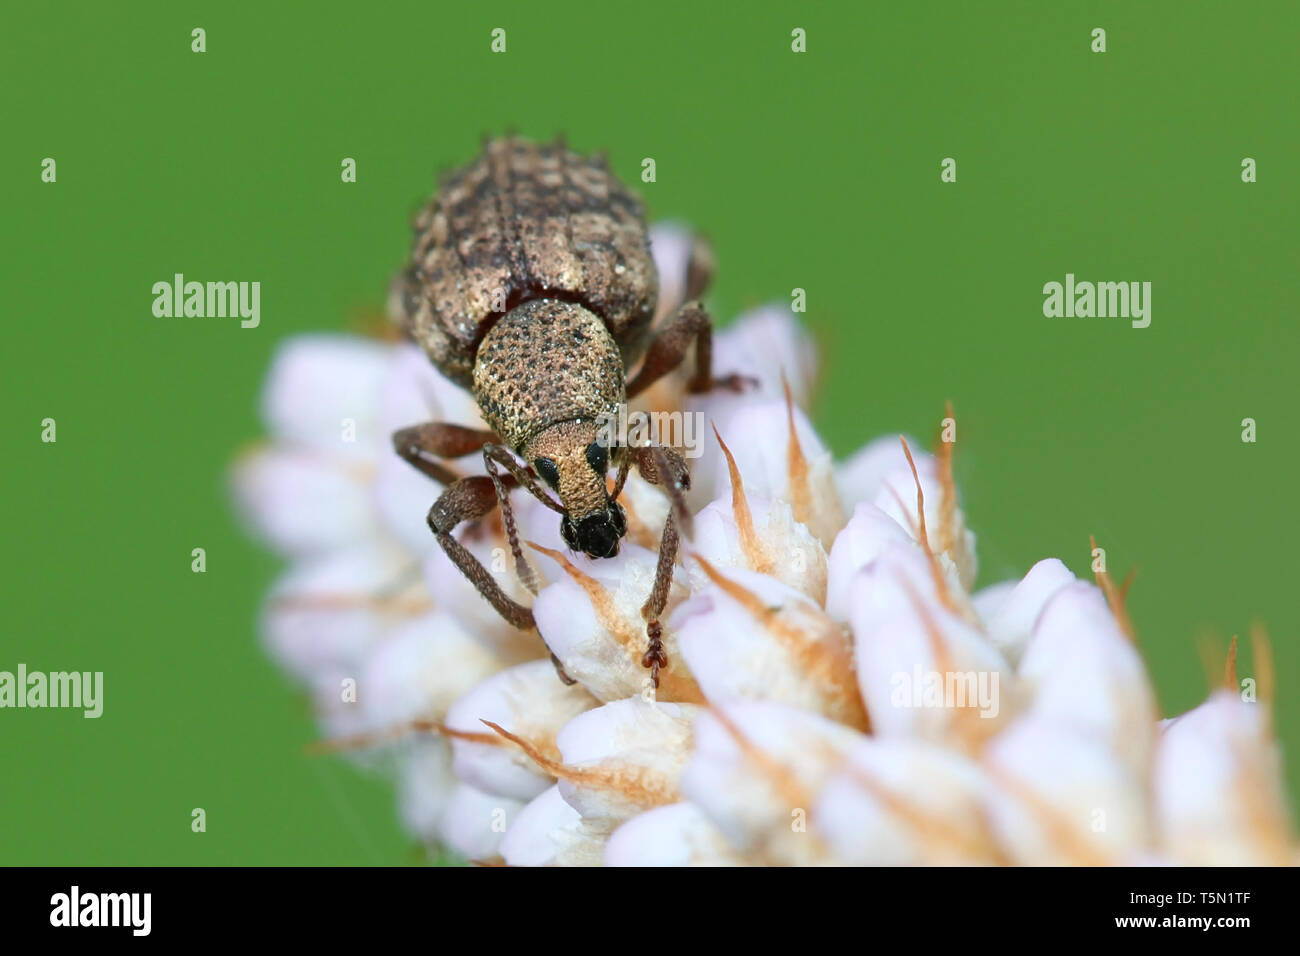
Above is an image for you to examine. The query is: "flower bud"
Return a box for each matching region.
[605,802,743,866]
[1153,690,1294,865]
[555,698,699,821]
[445,659,597,802]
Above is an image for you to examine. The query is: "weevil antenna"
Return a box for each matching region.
[611,446,631,501]
[483,447,539,596]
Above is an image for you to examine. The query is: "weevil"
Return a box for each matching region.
[390,136,747,686]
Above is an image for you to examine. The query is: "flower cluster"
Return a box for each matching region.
[233,225,1296,866]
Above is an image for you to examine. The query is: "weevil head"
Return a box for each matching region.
[524,420,625,559]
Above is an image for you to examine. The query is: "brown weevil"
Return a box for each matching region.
[389,136,748,686]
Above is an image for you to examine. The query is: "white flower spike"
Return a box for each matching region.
[236,225,1296,867]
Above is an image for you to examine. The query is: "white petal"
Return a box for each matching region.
[438,784,525,863]
[981,714,1150,865]
[512,491,580,585]
[1153,690,1293,865]
[609,472,671,551]
[500,784,614,866]
[983,558,1076,666]
[1018,581,1156,773]
[834,433,922,511]
[647,221,695,314]
[681,700,865,864]
[850,544,1013,744]
[445,659,598,803]
[711,304,818,408]
[692,492,827,604]
[231,447,379,558]
[359,611,502,731]
[533,543,698,703]
[261,542,419,682]
[371,448,444,556]
[705,399,844,547]
[870,450,976,592]
[605,803,743,866]
[969,579,1017,630]
[370,343,491,550]
[395,738,457,845]
[824,502,914,622]
[673,566,867,729]
[377,342,485,434]
[261,334,393,456]
[555,697,699,821]
[816,738,998,865]
[306,665,375,749]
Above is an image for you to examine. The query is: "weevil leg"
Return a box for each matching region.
[610,445,632,501]
[625,302,757,399]
[397,426,573,682]
[631,444,693,539]
[424,475,536,632]
[639,512,679,688]
[482,444,545,596]
[480,443,571,600]
[394,423,550,593]
[627,444,692,687]
[392,422,499,485]
[684,233,715,303]
[653,234,716,326]
[549,653,577,686]
[428,476,575,684]
[482,444,565,515]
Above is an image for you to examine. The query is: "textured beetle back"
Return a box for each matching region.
[394,137,659,389]
[472,299,624,452]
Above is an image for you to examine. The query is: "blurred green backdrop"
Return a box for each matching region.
[3,0,1296,864]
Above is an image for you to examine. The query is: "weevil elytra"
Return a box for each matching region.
[390,136,748,686]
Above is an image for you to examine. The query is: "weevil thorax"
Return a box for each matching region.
[472,298,628,558]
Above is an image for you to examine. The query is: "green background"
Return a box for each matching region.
[3,1,1296,864]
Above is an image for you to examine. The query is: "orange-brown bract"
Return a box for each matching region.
[389,135,744,686]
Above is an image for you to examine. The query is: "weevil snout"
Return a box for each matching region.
[524,420,627,559]
[562,503,627,558]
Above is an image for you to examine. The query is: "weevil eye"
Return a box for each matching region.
[534,457,560,488]
[585,442,608,475]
